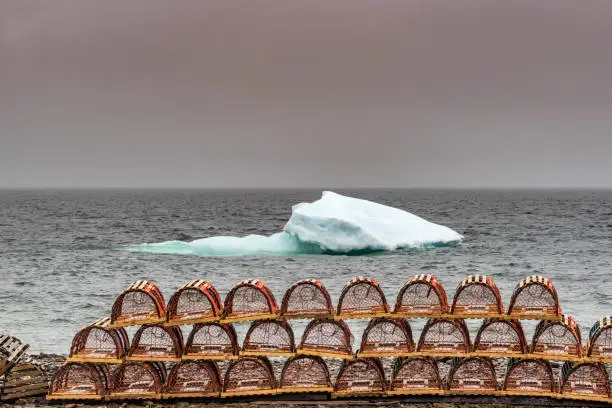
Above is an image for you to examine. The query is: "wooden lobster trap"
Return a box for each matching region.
[0,335,29,376]
[126,324,183,362]
[110,280,166,328]
[586,316,612,362]
[560,362,610,402]
[333,358,386,398]
[393,274,449,318]
[530,315,582,361]
[507,275,561,320]
[297,318,354,359]
[1,362,48,401]
[241,319,296,357]
[108,361,166,400]
[472,319,527,358]
[417,318,471,357]
[387,357,444,396]
[163,360,222,399]
[501,358,555,397]
[336,277,390,319]
[166,280,223,326]
[184,322,239,360]
[447,357,498,395]
[47,362,110,401]
[280,279,334,320]
[222,280,279,323]
[68,317,129,364]
[451,275,504,318]
[278,355,333,394]
[357,317,414,358]
[221,356,277,397]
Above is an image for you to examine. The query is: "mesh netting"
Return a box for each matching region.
[394,275,448,315]
[360,318,413,353]
[418,319,470,353]
[129,325,183,359]
[300,319,353,355]
[51,363,108,396]
[337,278,389,316]
[561,363,609,397]
[503,359,554,393]
[186,323,238,357]
[448,357,498,391]
[473,320,527,354]
[335,358,386,393]
[280,355,331,389]
[390,357,443,391]
[243,320,295,353]
[111,362,165,394]
[281,280,333,317]
[165,361,221,395]
[223,357,276,392]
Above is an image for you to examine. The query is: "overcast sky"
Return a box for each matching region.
[1,0,611,188]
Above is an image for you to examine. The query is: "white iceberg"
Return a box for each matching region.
[125,191,463,256]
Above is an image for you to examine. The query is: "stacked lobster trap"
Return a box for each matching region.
[46,275,612,404]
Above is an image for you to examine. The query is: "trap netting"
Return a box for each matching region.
[242,319,296,356]
[111,280,166,327]
[447,357,498,393]
[223,280,278,322]
[278,355,332,393]
[359,317,414,357]
[394,274,449,316]
[164,360,222,397]
[561,362,610,399]
[337,277,390,318]
[298,318,354,359]
[49,362,110,399]
[69,317,129,363]
[334,358,387,396]
[507,276,561,319]
[389,357,444,394]
[280,279,334,319]
[222,356,277,396]
[587,316,612,359]
[417,318,471,355]
[473,319,527,356]
[167,280,223,325]
[127,324,183,362]
[451,275,503,317]
[502,358,555,395]
[532,315,582,359]
[109,362,166,398]
[184,322,239,360]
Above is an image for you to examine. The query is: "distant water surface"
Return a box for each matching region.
[1,189,611,354]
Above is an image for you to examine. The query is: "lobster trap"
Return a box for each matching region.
[417,318,471,356]
[507,276,561,320]
[394,274,449,317]
[472,319,527,358]
[447,357,498,394]
[333,358,386,397]
[47,362,110,401]
[531,315,582,360]
[68,317,129,364]
[336,277,390,319]
[163,360,222,398]
[127,324,183,362]
[110,280,166,328]
[388,357,444,395]
[108,362,166,400]
[560,362,610,402]
[184,322,239,360]
[222,356,277,397]
[222,280,279,323]
[280,279,334,319]
[586,316,612,361]
[502,359,555,397]
[166,280,223,326]
[297,318,354,359]
[451,275,503,318]
[241,319,296,357]
[357,317,414,358]
[278,355,333,394]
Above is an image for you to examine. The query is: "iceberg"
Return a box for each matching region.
[125,191,463,256]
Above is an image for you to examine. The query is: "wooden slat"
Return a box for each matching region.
[47,393,104,401]
[161,392,219,399]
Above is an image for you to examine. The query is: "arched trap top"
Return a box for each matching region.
[508,275,561,319]
[561,362,610,400]
[127,324,183,362]
[451,275,503,317]
[280,279,334,319]
[164,360,222,398]
[110,280,166,328]
[417,318,471,356]
[223,280,278,323]
[587,316,612,359]
[241,319,296,357]
[473,319,527,357]
[48,362,110,400]
[448,357,498,393]
[222,356,277,397]
[108,361,166,400]
[394,274,449,317]
[166,280,223,326]
[336,277,390,318]
[388,357,444,395]
[184,322,239,360]
[298,318,354,359]
[69,317,129,364]
[502,359,554,396]
[278,355,333,394]
[334,358,386,397]
[358,318,414,357]
[532,315,582,359]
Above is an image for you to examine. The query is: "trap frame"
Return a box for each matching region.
[166,280,223,326]
[184,322,239,360]
[68,317,129,364]
[280,279,334,320]
[110,280,166,328]
[336,277,390,319]
[451,275,504,319]
[222,280,279,323]
[394,274,449,318]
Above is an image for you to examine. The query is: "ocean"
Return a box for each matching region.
[1,189,611,355]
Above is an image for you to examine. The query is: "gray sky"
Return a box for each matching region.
[1,0,612,188]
